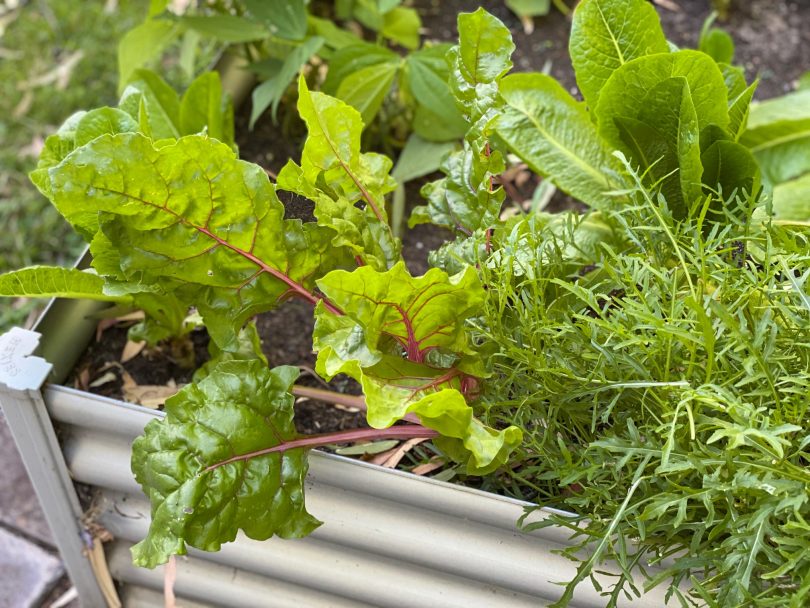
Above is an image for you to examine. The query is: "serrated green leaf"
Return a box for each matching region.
[0,267,131,303]
[249,36,324,127]
[244,0,308,41]
[277,78,400,270]
[613,77,703,218]
[569,0,669,108]
[741,89,810,186]
[497,72,618,208]
[131,361,319,568]
[312,263,521,472]
[117,19,178,93]
[595,51,730,155]
[179,15,269,43]
[45,133,345,350]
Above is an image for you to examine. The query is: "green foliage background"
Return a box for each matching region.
[0,0,142,330]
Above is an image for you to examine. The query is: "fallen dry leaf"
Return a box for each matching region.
[121,340,146,363]
[652,0,681,10]
[369,437,428,468]
[411,457,446,476]
[95,311,145,341]
[122,372,180,409]
[89,371,118,388]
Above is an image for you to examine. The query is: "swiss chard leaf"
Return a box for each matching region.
[313,263,522,472]
[569,0,669,108]
[277,77,400,270]
[0,267,131,303]
[496,73,619,208]
[132,361,319,568]
[45,133,347,350]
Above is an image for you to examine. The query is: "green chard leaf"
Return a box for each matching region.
[496,73,619,208]
[44,132,347,350]
[277,77,400,271]
[132,361,319,568]
[410,11,513,238]
[569,0,669,108]
[0,267,131,303]
[313,263,522,473]
[120,69,182,140]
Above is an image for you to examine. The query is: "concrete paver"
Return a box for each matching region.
[0,526,64,608]
[0,411,55,545]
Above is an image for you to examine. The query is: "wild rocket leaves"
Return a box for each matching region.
[132,362,319,568]
[313,263,522,473]
[496,0,761,220]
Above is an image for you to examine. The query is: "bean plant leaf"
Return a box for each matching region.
[595,51,729,154]
[381,7,421,50]
[496,72,619,208]
[0,267,131,303]
[277,77,400,270]
[569,0,669,108]
[117,19,178,93]
[244,0,308,41]
[404,44,467,142]
[44,133,346,350]
[178,15,269,43]
[249,36,325,127]
[131,361,319,568]
[313,263,522,472]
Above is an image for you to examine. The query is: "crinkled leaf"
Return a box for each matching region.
[244,0,307,41]
[249,36,324,127]
[0,267,131,303]
[613,77,703,218]
[741,89,810,187]
[595,51,729,154]
[496,72,618,208]
[569,0,669,108]
[131,361,319,568]
[194,321,267,382]
[45,133,345,350]
[451,8,514,129]
[427,234,486,275]
[410,142,504,234]
[277,78,400,270]
[312,263,521,472]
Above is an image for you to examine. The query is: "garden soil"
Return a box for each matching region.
[72,0,810,436]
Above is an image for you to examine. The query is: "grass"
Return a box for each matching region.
[473,170,810,606]
[0,0,143,330]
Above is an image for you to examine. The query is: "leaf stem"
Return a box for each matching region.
[203,425,438,472]
[291,385,422,425]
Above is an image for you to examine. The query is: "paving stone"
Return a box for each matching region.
[0,410,55,545]
[0,526,63,608]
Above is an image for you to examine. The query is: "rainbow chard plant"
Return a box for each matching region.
[0,15,522,567]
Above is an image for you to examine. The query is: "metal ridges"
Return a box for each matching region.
[46,383,678,608]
